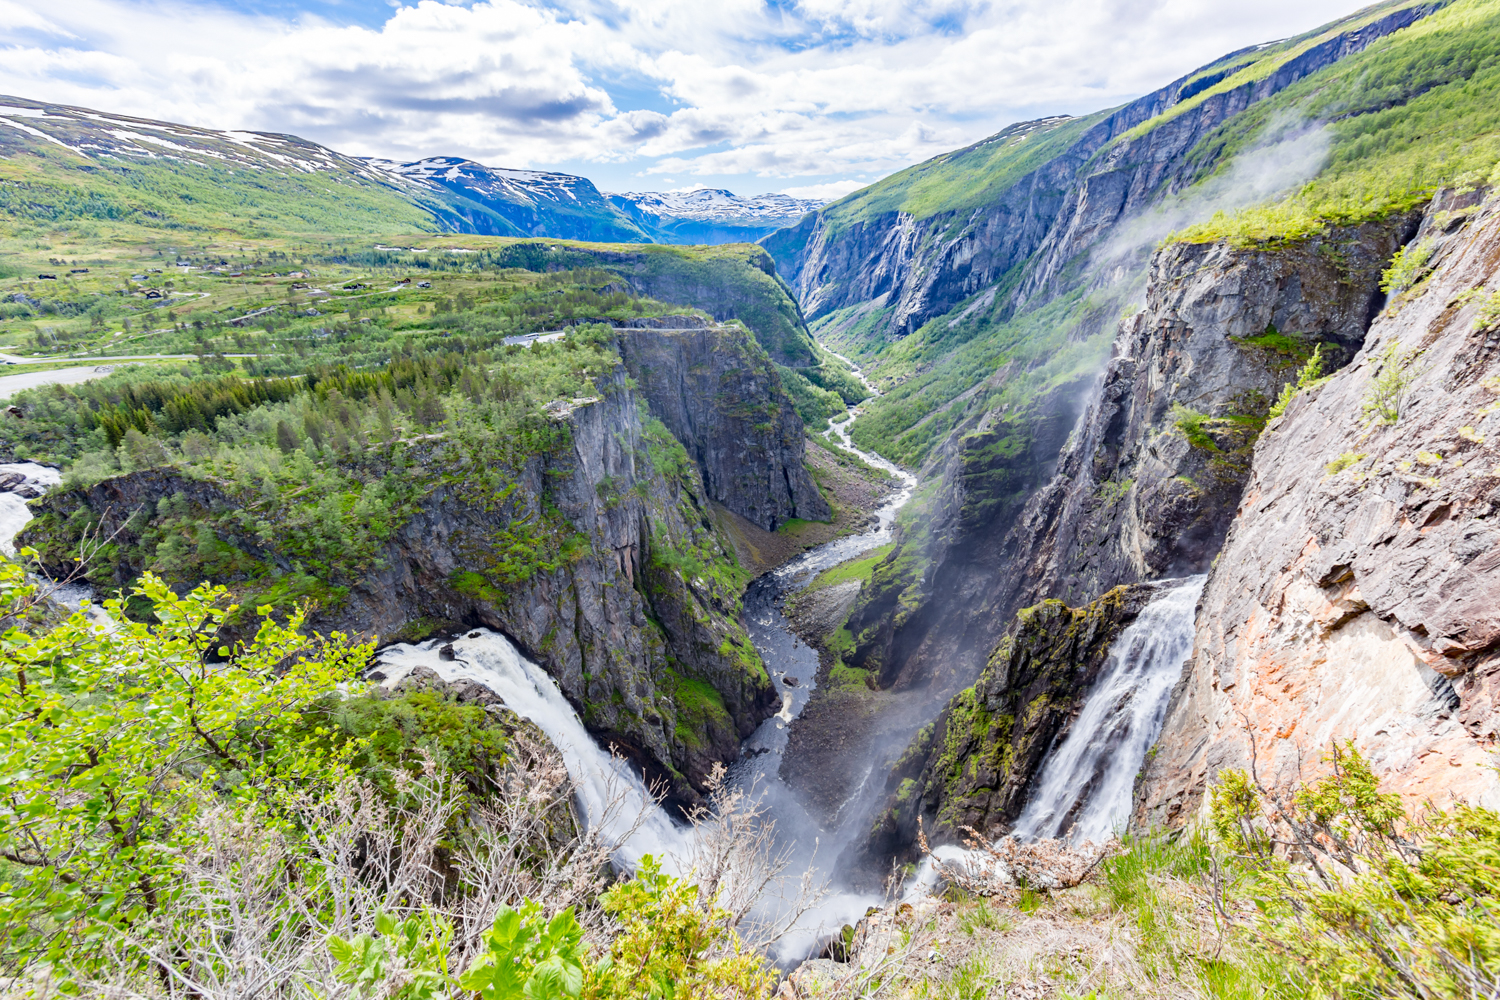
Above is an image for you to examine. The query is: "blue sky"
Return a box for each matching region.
[0,0,1375,199]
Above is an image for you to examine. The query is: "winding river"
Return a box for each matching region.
[377,353,918,960]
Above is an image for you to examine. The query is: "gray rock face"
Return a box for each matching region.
[21,327,818,802]
[764,4,1439,337]
[852,584,1158,876]
[842,379,1091,698]
[843,215,1409,720]
[619,323,830,530]
[1138,189,1500,825]
[1011,218,1414,611]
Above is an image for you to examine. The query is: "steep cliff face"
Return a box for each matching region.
[1011,218,1414,611]
[618,323,829,529]
[842,380,1091,697]
[843,213,1409,713]
[19,327,820,801]
[854,584,1158,868]
[764,3,1439,337]
[1138,189,1500,824]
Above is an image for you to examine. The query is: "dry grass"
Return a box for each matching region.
[782,832,1262,1000]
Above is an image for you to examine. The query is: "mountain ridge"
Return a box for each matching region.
[0,95,823,246]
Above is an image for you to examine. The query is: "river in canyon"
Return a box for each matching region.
[375,353,918,961]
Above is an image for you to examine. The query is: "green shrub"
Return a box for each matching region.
[1267,343,1329,419]
[1211,743,1500,1000]
[331,910,455,1000]
[1361,341,1424,426]
[324,690,514,801]
[1170,403,1218,451]
[0,558,371,980]
[459,900,588,1000]
[1325,451,1367,476]
[1476,290,1500,331]
[585,856,774,1000]
[1381,239,1435,296]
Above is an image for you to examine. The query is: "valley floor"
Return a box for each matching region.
[713,437,901,577]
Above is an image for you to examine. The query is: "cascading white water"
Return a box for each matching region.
[372,348,919,958]
[374,626,878,963]
[374,631,694,868]
[0,462,61,556]
[1011,575,1206,844]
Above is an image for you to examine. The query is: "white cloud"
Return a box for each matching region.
[0,0,1378,188]
[781,178,868,200]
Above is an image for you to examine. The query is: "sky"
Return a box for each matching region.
[0,0,1373,200]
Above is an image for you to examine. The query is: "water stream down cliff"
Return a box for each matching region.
[374,357,917,960]
[1012,576,1205,844]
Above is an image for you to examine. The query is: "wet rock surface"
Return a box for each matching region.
[1139,189,1500,826]
[1011,217,1414,610]
[841,215,1410,741]
[783,580,861,646]
[852,585,1158,873]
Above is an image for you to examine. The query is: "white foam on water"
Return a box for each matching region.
[0,464,61,555]
[373,631,692,869]
[0,493,31,557]
[1012,575,1206,844]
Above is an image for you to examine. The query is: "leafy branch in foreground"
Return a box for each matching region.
[1211,741,1500,999]
[0,555,372,981]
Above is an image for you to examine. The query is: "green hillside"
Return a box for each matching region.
[817,114,1104,236]
[1174,0,1500,243]
[798,0,1500,470]
[0,145,437,243]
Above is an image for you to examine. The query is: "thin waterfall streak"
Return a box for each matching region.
[1012,575,1206,844]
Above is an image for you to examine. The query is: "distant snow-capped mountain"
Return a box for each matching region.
[0,94,831,246]
[360,156,646,243]
[606,188,823,243]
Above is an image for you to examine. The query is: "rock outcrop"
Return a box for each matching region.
[853,584,1158,869]
[20,326,821,802]
[1012,218,1415,611]
[618,323,829,529]
[842,215,1412,719]
[764,4,1440,338]
[1138,188,1500,824]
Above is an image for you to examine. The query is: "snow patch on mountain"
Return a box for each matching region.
[608,188,824,225]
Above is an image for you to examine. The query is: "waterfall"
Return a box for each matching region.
[1012,575,1206,844]
[373,630,693,868]
[375,628,878,963]
[0,462,61,556]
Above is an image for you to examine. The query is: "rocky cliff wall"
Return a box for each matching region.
[841,216,1408,704]
[20,328,815,803]
[852,584,1158,871]
[1138,189,1500,825]
[1012,217,1415,611]
[618,323,829,530]
[764,4,1440,338]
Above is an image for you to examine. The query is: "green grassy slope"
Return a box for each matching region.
[816,114,1105,237]
[0,98,646,246]
[0,146,437,242]
[1111,0,1441,149]
[354,237,824,369]
[1173,0,1500,243]
[789,0,1500,471]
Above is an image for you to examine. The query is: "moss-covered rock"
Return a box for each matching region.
[852,582,1160,872]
